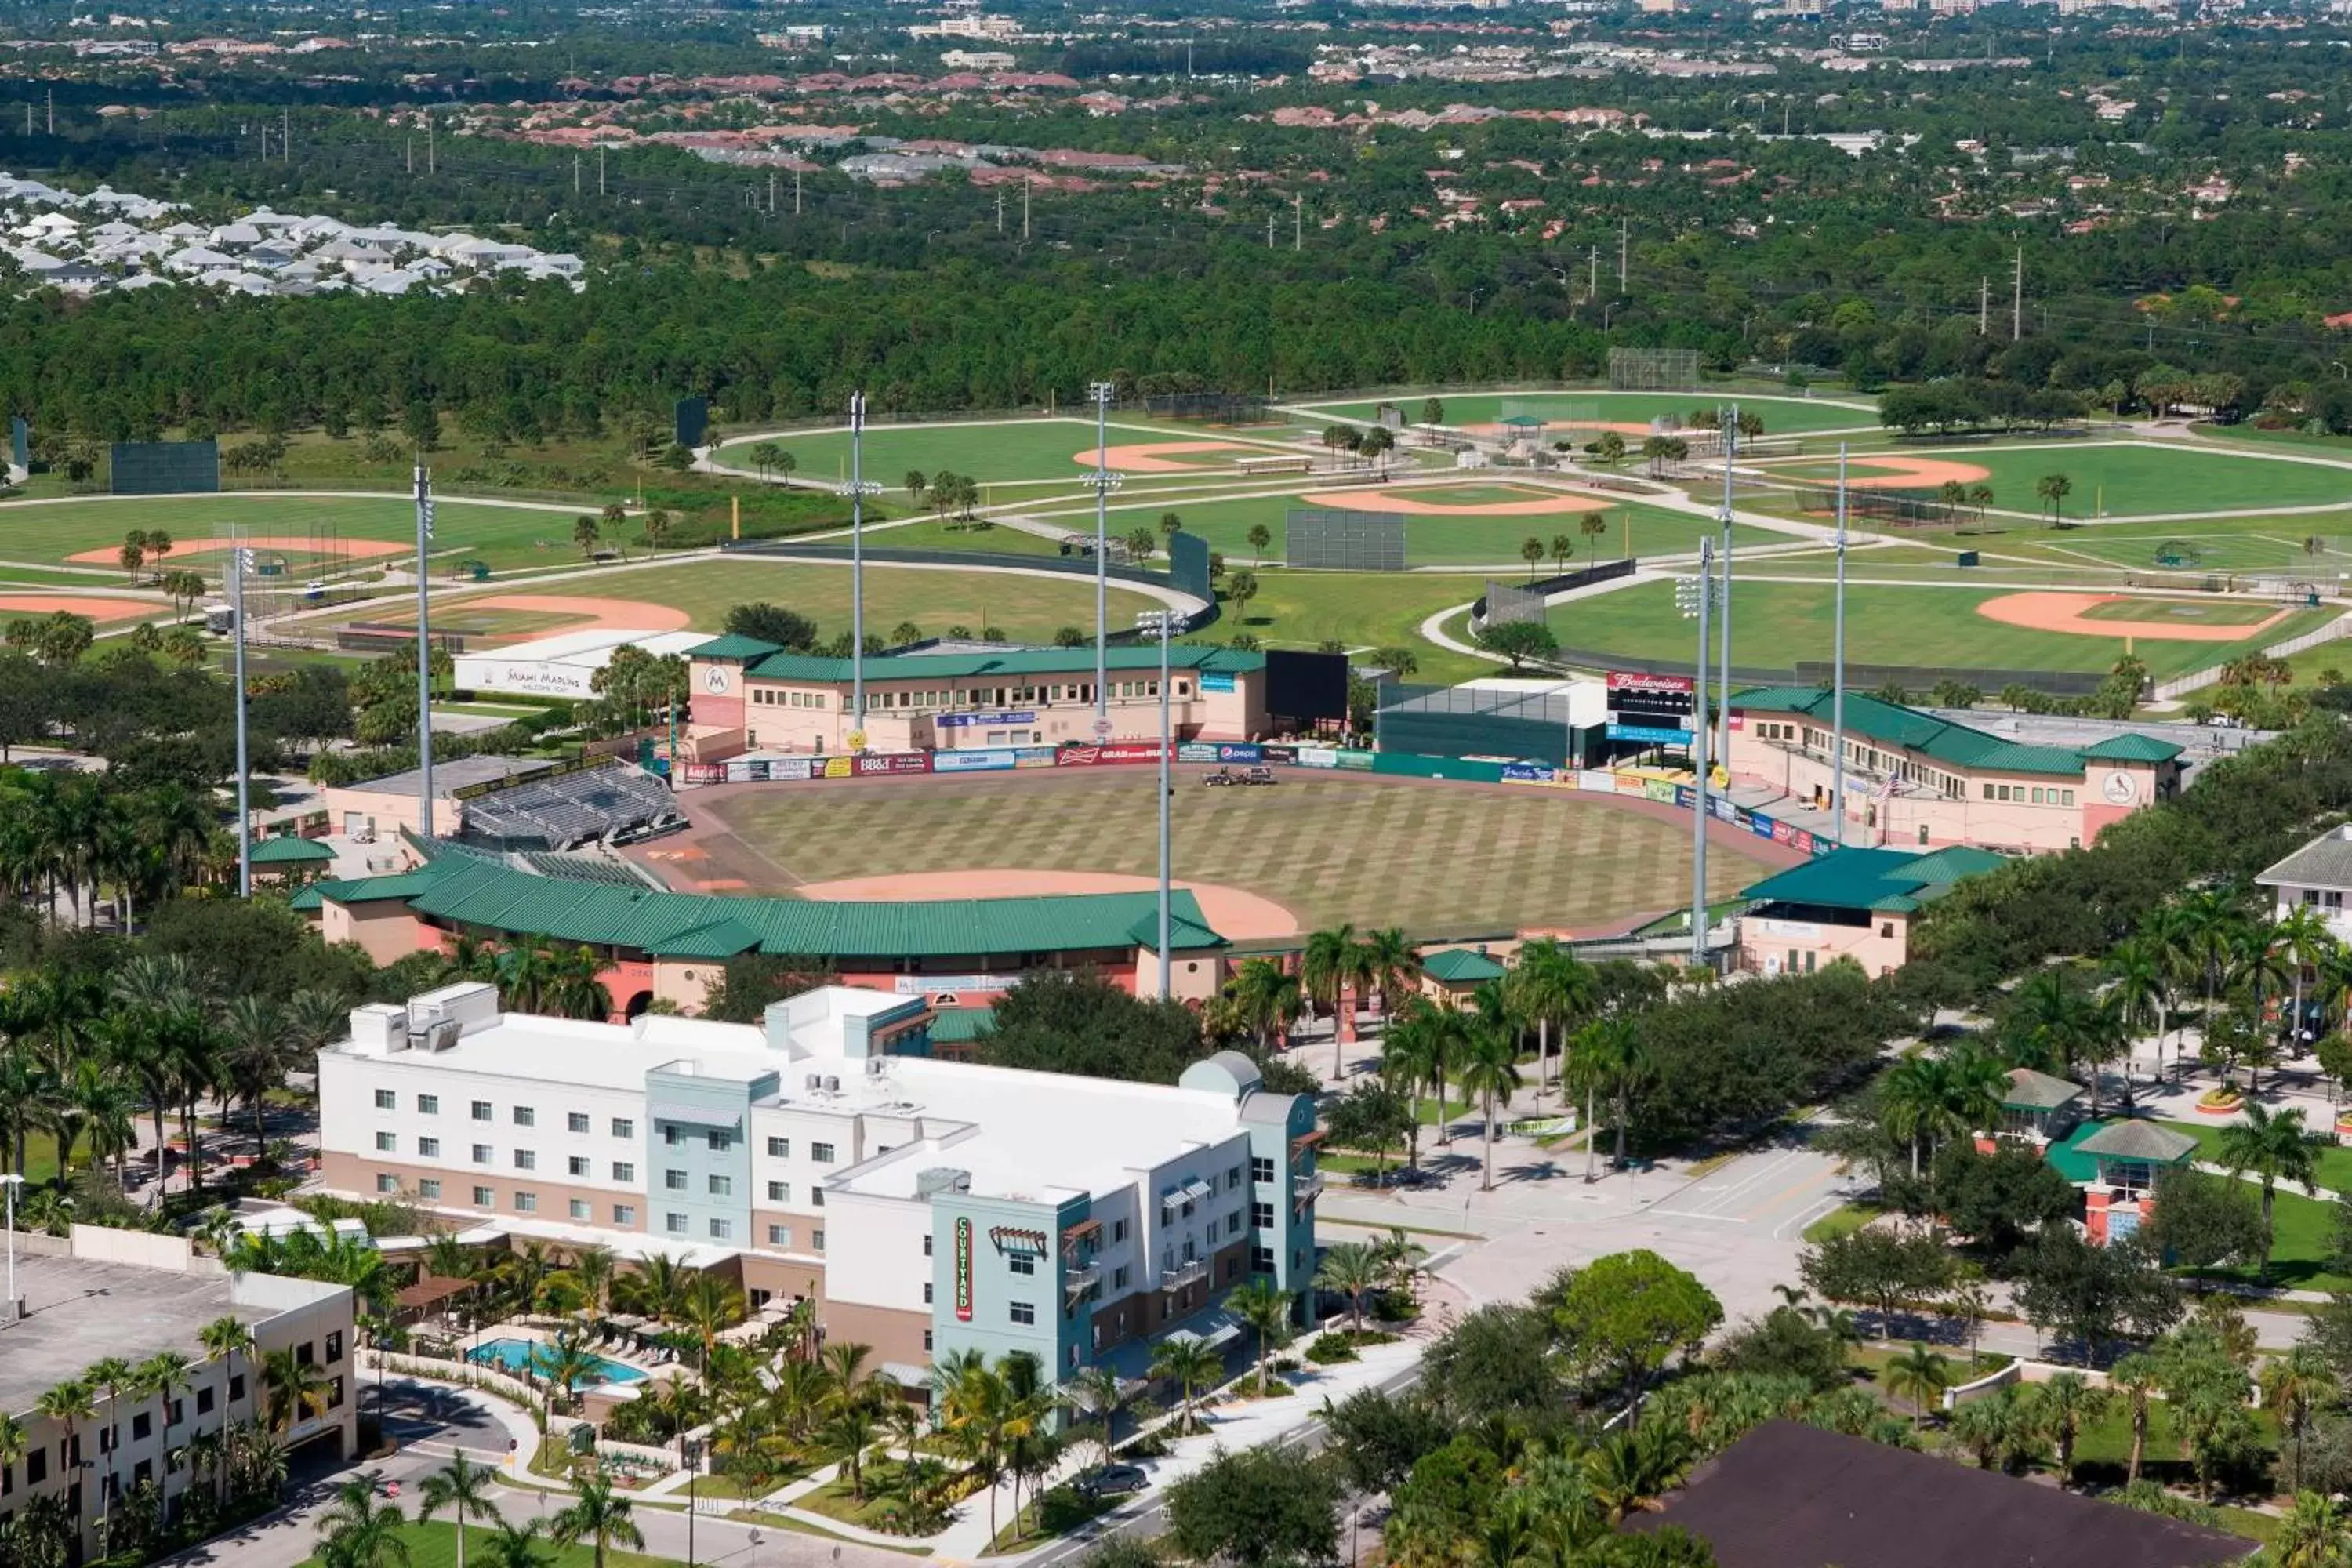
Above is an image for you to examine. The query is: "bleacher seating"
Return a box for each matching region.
[459,764,683,851]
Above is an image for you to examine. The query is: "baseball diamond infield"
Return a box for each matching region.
[1300,485,1611,517]
[1076,441,1270,473]
[798,869,1301,940]
[64,535,410,566]
[1770,456,1996,491]
[1975,590,2298,641]
[677,767,1798,938]
[0,593,155,622]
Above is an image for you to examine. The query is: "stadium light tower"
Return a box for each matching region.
[844,392,882,739]
[1136,608,1178,1000]
[1088,381,1121,725]
[1831,443,1850,846]
[1676,542,1716,967]
[414,461,436,836]
[233,544,252,897]
[1717,404,1737,755]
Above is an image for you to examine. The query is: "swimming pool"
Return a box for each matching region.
[467,1338,647,1386]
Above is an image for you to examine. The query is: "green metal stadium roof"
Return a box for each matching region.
[1728,688,2182,778]
[297,854,1228,960]
[688,638,1265,683]
[928,1007,995,1045]
[249,836,336,864]
[1421,948,1506,984]
[1739,844,2008,915]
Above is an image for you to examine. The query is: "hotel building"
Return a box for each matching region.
[315,983,1318,1389]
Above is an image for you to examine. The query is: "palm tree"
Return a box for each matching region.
[2038,1372,2109,1483]
[818,1400,881,1501]
[1223,958,1301,1054]
[2105,936,2167,1107]
[1225,1277,1294,1394]
[1314,1241,1385,1334]
[2107,1352,2161,1485]
[260,1346,329,1436]
[2219,1100,2320,1279]
[539,1330,603,1417]
[564,1243,617,1321]
[1456,1011,1523,1191]
[1886,1345,1950,1430]
[420,1452,499,1568]
[1577,1016,1650,1174]
[2267,1346,2334,1494]
[315,1475,411,1568]
[1509,938,1595,1100]
[1378,1000,1443,1171]
[84,1356,132,1542]
[2274,1492,2349,1568]
[1150,1335,1221,1437]
[1301,924,1365,1079]
[2274,905,2339,1049]
[199,1316,253,1504]
[1058,1366,1126,1472]
[552,1476,644,1568]
[481,1519,554,1568]
[1359,928,1421,1025]
[680,1272,746,1377]
[136,1349,193,1526]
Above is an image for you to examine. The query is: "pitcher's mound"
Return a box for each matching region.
[795,868,1299,940]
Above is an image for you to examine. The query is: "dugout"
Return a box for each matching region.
[1375,679,1610,768]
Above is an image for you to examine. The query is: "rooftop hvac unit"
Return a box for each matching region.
[866,1058,887,1076]
[804,1074,822,1091]
[420,1018,463,1053]
[824,1076,841,1093]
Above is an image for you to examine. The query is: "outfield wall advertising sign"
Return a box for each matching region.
[1606,723,1693,746]
[937,711,1035,729]
[853,753,931,777]
[932,749,1018,773]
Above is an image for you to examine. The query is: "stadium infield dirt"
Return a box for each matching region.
[799,869,1301,940]
[458,593,694,637]
[0,593,155,622]
[1973,590,2296,642]
[64,535,408,565]
[1299,486,1611,517]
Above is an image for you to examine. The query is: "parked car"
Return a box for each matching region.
[1076,1464,1147,1499]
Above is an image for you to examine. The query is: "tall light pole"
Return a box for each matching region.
[1088,381,1120,722]
[1678,541,1715,967]
[414,462,436,836]
[2,1171,21,1319]
[233,544,252,898]
[1137,609,1177,999]
[1831,443,1850,846]
[845,392,880,741]
[1717,404,1737,756]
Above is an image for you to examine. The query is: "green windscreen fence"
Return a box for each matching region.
[1167,529,1211,604]
[110,440,219,495]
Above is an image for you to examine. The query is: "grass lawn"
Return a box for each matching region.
[983,1484,1120,1555]
[856,517,1072,557]
[792,1473,899,1530]
[715,416,1299,492]
[1224,568,1500,684]
[1767,441,2352,520]
[1548,576,2335,681]
[2158,1118,2352,1193]
[1280,390,1878,435]
[1051,488,1774,568]
[314,556,1164,648]
[706,766,1780,938]
[296,1521,684,1568]
[1802,1200,1881,1243]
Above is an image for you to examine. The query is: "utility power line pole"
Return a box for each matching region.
[846,392,877,735]
[1022,180,1030,240]
[2012,247,2023,341]
[1717,405,1736,757]
[1087,382,1120,725]
[45,89,52,136]
[1588,245,1598,303]
[233,544,251,898]
[427,111,435,175]
[283,106,290,162]
[1685,539,1714,967]
[1618,216,1628,290]
[1978,276,1988,336]
[996,191,1005,233]
[795,169,803,215]
[598,145,607,197]
[574,154,582,195]
[1294,192,1302,252]
[414,463,437,837]
[406,136,413,175]
[1831,444,1849,846]
[1266,211,1275,249]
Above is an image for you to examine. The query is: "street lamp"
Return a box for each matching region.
[1089,381,1120,723]
[843,393,883,739]
[2,1171,23,1320]
[1137,609,1178,1000]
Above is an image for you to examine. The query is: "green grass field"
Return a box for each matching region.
[1548,577,2336,680]
[1769,441,2352,520]
[322,557,1165,648]
[1282,390,1878,435]
[1025,488,1778,568]
[296,1521,682,1568]
[706,768,1780,937]
[713,416,1301,492]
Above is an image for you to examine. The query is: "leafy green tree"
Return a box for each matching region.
[1798,1226,1954,1341]
[1547,1250,1722,1412]
[1475,618,1558,673]
[1164,1443,1341,1568]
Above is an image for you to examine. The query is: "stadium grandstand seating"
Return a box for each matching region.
[459,764,684,851]
[413,831,671,888]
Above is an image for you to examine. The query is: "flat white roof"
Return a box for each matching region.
[331,1011,782,1091]
[457,627,707,666]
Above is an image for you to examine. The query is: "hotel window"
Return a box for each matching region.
[514,1150,536,1171]
[612,1118,634,1138]
[418,1137,441,1159]
[472,1101,492,1122]
[666,1213,688,1235]
[767,1136,790,1157]
[666,1170,688,1191]
[472,1144,492,1165]
[1113,1265,1131,1290]
[813,1229,826,1251]
[613,1162,635,1182]
[768,1181,791,1203]
[419,1179,441,1200]
[375,1131,397,1152]
[665,1127,685,1147]
[514,1106,535,1128]
[768,1224,793,1247]
[568,1112,590,1134]
[924,1330,935,1352]
[417,1094,439,1115]
[1008,1301,1036,1326]
[614,1204,637,1225]
[922,1233,932,1256]
[1112,1219,1127,1243]
[1253,1201,1274,1229]
[1229,1164,1244,1190]
[376,1174,398,1193]
[1251,1156,1275,1184]
[1228,1212,1243,1236]
[924,1282,934,1304]
[710,1218,732,1240]
[706,1130,732,1152]
[812,1189,825,1207]
[1008,1254,1036,1276]
[514,1192,537,1213]
[570,1200,590,1221]
[473,1186,495,1207]
[568,1156,590,1178]
[708,1174,733,1197]
[373,1089,395,1110]
[811,1142,836,1163]
[2063,790,2076,806]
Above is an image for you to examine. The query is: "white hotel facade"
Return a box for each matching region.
[316,984,1320,1385]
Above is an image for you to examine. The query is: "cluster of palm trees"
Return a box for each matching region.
[1308,1229,1426,1335]
[0,1318,320,1568]
[1212,923,1422,1075]
[0,769,225,927]
[424,932,615,1022]
[0,954,351,1218]
[319,1454,646,1568]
